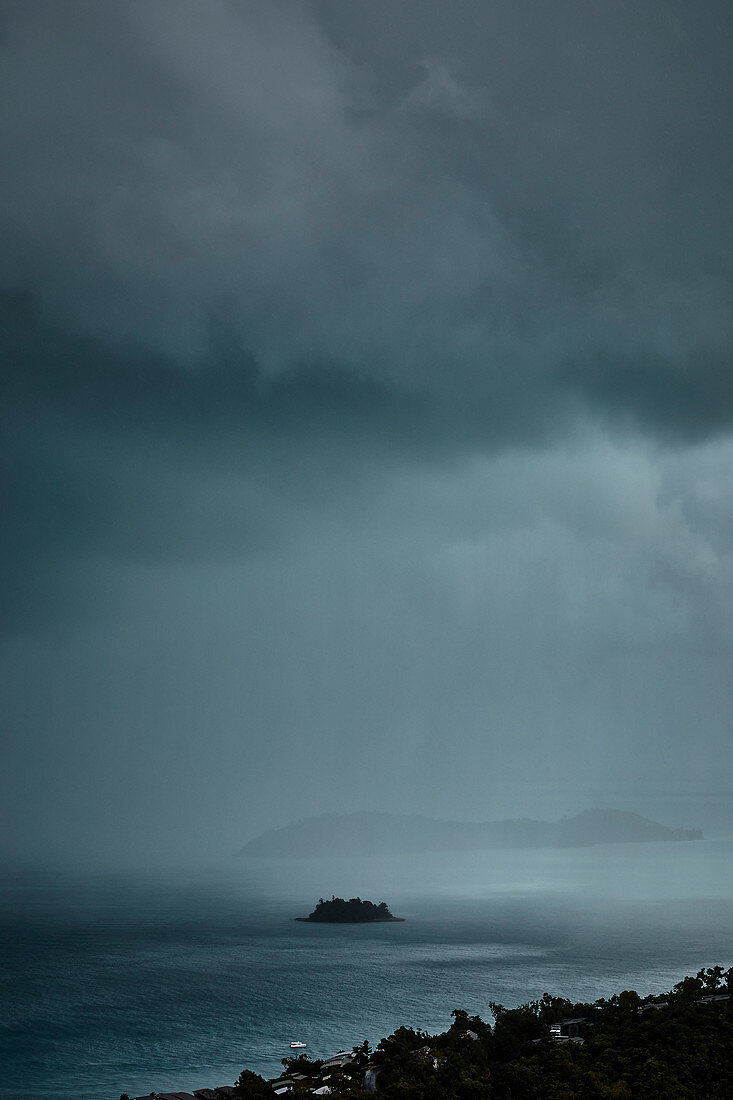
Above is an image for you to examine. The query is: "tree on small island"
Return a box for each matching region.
[296,896,405,922]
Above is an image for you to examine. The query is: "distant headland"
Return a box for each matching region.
[240,809,703,859]
[295,896,405,922]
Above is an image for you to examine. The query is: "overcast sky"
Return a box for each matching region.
[2,0,733,865]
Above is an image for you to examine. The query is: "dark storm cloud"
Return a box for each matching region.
[563,347,733,443]
[1,284,569,634]
[2,0,732,636]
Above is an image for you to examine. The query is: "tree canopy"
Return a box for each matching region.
[236,966,733,1099]
[299,897,401,922]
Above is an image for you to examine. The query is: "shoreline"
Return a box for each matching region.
[294,916,405,922]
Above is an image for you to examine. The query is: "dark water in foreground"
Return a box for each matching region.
[2,840,732,1100]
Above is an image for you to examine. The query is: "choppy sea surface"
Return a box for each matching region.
[2,839,733,1100]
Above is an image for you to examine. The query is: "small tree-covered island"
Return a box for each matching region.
[296,896,405,922]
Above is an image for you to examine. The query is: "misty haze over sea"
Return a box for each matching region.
[3,0,733,1097]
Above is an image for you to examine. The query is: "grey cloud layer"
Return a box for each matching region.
[2,0,731,401]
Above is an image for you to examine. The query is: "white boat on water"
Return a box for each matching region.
[290,1041,307,1049]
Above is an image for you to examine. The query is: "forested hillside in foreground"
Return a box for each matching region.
[229,965,733,1100]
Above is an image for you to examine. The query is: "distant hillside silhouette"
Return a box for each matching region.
[240,809,702,858]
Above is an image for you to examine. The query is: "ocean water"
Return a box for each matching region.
[2,839,733,1100]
